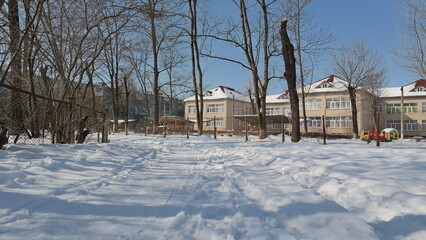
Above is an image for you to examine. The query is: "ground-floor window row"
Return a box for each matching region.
[206,118,224,127]
[271,116,353,129]
[386,119,426,131]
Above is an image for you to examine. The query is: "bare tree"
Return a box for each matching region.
[364,69,387,147]
[135,0,182,134]
[188,0,205,136]
[121,68,132,135]
[395,0,426,78]
[279,19,300,142]
[128,49,152,118]
[282,0,334,134]
[161,41,190,115]
[202,0,281,139]
[38,0,128,142]
[332,38,383,139]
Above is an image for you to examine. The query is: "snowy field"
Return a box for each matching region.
[0,133,425,240]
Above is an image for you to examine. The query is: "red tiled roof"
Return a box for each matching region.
[218,85,241,94]
[413,79,426,88]
[326,75,336,83]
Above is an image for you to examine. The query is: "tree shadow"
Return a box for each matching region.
[370,214,426,239]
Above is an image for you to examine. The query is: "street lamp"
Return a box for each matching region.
[400,86,404,140]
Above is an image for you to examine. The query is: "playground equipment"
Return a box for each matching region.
[360,128,398,142]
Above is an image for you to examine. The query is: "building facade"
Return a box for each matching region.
[184,76,426,137]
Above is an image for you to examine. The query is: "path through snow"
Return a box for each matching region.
[0,134,425,239]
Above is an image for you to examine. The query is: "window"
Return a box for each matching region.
[316,81,333,88]
[206,118,224,127]
[271,123,280,129]
[283,108,291,116]
[386,120,401,130]
[326,98,351,109]
[422,103,426,113]
[403,103,417,113]
[386,103,417,114]
[301,99,321,110]
[164,102,171,115]
[386,104,400,114]
[326,116,352,128]
[188,105,196,114]
[266,107,281,115]
[300,117,321,127]
[412,86,426,92]
[386,120,418,131]
[207,104,224,113]
[423,120,426,130]
[404,120,417,131]
[236,106,240,115]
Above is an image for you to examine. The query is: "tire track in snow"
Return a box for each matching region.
[0,143,158,224]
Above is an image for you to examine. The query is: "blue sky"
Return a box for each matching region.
[202,0,418,94]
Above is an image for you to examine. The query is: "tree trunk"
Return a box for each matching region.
[8,0,23,135]
[375,111,380,147]
[348,86,359,139]
[279,19,300,142]
[189,0,203,136]
[124,74,130,135]
[149,0,160,134]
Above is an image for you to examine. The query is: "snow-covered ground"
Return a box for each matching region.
[0,134,425,240]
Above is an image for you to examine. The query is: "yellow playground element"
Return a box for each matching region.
[360,128,398,142]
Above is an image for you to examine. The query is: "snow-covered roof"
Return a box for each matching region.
[266,91,290,104]
[303,75,350,94]
[381,79,426,98]
[184,86,250,102]
[265,75,350,104]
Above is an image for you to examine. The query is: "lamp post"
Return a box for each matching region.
[400,86,404,140]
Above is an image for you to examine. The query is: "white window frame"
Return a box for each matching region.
[386,103,417,114]
[188,105,196,114]
[283,108,291,116]
[386,120,401,130]
[404,120,417,131]
[301,99,321,110]
[206,118,224,127]
[266,107,281,115]
[403,103,417,113]
[206,104,224,113]
[326,98,351,109]
[301,117,321,127]
[326,116,352,128]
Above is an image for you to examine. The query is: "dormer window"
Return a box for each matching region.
[277,91,289,99]
[204,91,213,96]
[411,86,426,92]
[277,94,288,99]
[316,81,333,88]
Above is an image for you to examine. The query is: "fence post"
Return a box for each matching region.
[164,117,167,138]
[144,117,148,136]
[186,117,189,139]
[322,115,326,145]
[282,115,285,143]
[245,116,248,142]
[69,97,76,144]
[214,116,217,139]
